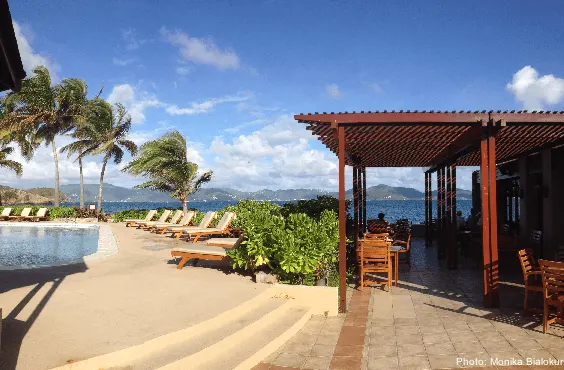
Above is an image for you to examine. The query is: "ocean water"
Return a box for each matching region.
[62,200,472,224]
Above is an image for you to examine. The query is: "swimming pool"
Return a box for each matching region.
[0,223,118,269]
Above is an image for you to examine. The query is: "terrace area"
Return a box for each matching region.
[258,238,564,369]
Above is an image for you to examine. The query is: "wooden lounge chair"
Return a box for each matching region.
[154,211,196,234]
[0,207,12,220]
[179,212,236,243]
[144,210,183,231]
[137,210,172,229]
[539,259,564,333]
[26,208,50,222]
[9,208,31,221]
[167,211,217,240]
[359,239,392,291]
[171,235,244,270]
[125,210,157,227]
[518,249,543,314]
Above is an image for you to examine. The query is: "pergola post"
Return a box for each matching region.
[429,171,433,246]
[358,166,364,236]
[338,124,347,313]
[481,122,500,308]
[425,172,430,246]
[353,166,359,250]
[450,165,458,269]
[438,167,446,259]
[362,167,367,232]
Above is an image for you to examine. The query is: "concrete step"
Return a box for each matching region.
[136,296,286,369]
[50,289,313,370]
[157,303,313,370]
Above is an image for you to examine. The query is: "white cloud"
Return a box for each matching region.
[165,93,250,115]
[507,66,564,110]
[175,66,191,76]
[122,28,147,50]
[160,27,240,70]
[13,21,59,81]
[106,84,164,124]
[112,57,135,66]
[326,83,342,99]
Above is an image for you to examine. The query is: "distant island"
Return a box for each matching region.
[0,183,472,204]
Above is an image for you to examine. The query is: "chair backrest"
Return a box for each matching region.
[531,230,543,244]
[518,249,537,277]
[36,208,48,217]
[21,208,32,217]
[556,245,564,262]
[1,207,12,216]
[216,212,236,230]
[364,233,389,240]
[360,239,390,266]
[157,210,172,223]
[539,259,564,299]
[502,224,510,234]
[179,211,195,226]
[145,210,157,221]
[198,211,217,228]
[169,210,183,224]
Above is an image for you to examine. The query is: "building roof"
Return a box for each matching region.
[295,111,564,168]
[0,0,26,92]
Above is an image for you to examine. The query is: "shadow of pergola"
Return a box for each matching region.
[0,262,88,370]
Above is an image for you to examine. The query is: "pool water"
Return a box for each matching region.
[0,225,99,267]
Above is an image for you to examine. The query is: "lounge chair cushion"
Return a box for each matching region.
[206,238,240,246]
[172,244,227,257]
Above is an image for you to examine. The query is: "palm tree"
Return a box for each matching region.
[1,66,87,206]
[88,100,137,212]
[122,130,213,213]
[60,96,103,209]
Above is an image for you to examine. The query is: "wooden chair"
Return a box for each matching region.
[395,234,412,267]
[539,259,564,333]
[359,239,392,291]
[517,249,543,314]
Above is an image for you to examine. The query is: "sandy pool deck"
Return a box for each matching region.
[0,222,268,370]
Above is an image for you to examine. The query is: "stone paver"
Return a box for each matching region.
[259,238,564,369]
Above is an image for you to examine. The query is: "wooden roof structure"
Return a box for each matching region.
[0,0,26,92]
[295,111,564,169]
[295,110,564,312]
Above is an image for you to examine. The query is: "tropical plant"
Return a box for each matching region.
[122,130,212,213]
[84,100,137,212]
[1,66,88,206]
[59,91,102,209]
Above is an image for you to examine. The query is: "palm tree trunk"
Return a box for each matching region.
[97,157,108,214]
[52,140,60,207]
[78,156,85,209]
[182,199,188,214]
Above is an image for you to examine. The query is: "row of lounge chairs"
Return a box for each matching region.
[125,209,240,269]
[0,207,50,222]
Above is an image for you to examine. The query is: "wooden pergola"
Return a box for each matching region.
[0,0,26,92]
[295,111,564,312]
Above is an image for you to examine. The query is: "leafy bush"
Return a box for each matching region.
[48,206,77,219]
[281,195,350,220]
[112,209,151,223]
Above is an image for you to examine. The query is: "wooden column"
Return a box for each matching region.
[487,129,500,307]
[338,125,347,313]
[542,149,553,258]
[446,166,452,263]
[481,122,500,308]
[353,166,359,251]
[425,172,430,246]
[358,166,364,236]
[448,165,458,269]
[519,156,530,244]
[362,167,367,232]
[429,171,433,245]
[437,167,444,259]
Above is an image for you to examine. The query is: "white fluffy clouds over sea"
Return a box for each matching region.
[507,66,564,110]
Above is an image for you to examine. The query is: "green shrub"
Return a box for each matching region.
[48,206,77,219]
[112,209,151,223]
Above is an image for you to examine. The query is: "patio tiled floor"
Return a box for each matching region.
[257,239,564,369]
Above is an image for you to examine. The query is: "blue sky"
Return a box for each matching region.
[5,0,564,191]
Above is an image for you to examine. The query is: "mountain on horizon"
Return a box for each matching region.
[48,183,472,202]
